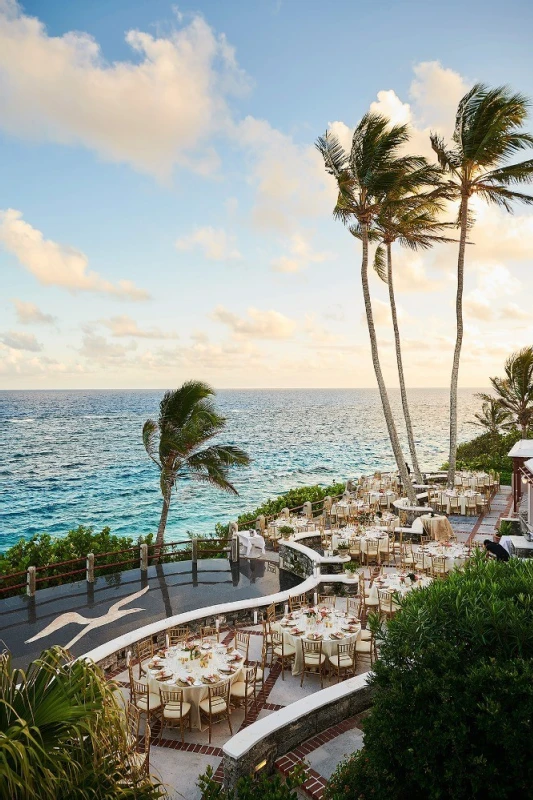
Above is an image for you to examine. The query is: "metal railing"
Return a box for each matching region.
[0,536,231,599]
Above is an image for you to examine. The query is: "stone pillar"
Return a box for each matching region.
[86,553,95,584]
[26,566,36,597]
[140,543,148,572]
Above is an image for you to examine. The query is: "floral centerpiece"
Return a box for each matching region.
[182,642,201,660]
[279,525,294,539]
[337,540,350,551]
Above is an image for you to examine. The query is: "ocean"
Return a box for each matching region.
[0,388,481,551]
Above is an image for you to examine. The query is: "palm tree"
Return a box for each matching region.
[316,114,423,503]
[142,381,250,554]
[479,347,533,437]
[0,646,161,800]
[366,175,455,484]
[430,84,533,486]
[469,396,513,435]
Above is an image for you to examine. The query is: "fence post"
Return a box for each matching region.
[140,543,148,572]
[192,537,198,565]
[26,566,36,597]
[86,553,95,584]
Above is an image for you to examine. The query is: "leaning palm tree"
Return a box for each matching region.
[316,114,423,503]
[364,174,455,483]
[142,381,250,553]
[430,84,533,486]
[469,396,513,435]
[479,347,533,437]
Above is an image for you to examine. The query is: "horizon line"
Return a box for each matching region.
[0,386,488,392]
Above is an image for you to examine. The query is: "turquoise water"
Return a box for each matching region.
[0,388,481,551]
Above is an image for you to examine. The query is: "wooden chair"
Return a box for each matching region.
[328,641,356,682]
[414,550,430,575]
[271,630,296,680]
[449,496,460,514]
[318,595,336,609]
[199,678,233,744]
[167,626,189,648]
[465,495,477,516]
[233,630,250,662]
[230,664,257,722]
[431,555,448,579]
[135,638,153,679]
[289,593,307,612]
[363,539,379,566]
[348,539,362,564]
[300,640,327,688]
[355,631,376,668]
[200,625,219,643]
[262,619,274,664]
[378,536,390,565]
[401,543,416,570]
[346,596,360,618]
[358,575,379,618]
[378,588,396,620]
[125,702,142,750]
[127,720,151,779]
[158,688,191,744]
[253,641,268,690]
[266,602,277,624]
[128,666,162,731]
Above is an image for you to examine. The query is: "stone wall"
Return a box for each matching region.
[279,544,315,579]
[223,677,374,790]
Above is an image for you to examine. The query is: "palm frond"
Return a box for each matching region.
[142,419,160,466]
[315,132,348,178]
[373,245,388,282]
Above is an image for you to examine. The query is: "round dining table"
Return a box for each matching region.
[418,541,470,572]
[145,642,244,729]
[273,608,361,675]
[367,572,432,605]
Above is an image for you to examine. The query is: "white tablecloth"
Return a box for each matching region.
[146,644,244,729]
[273,610,360,675]
[418,542,470,572]
[368,572,432,604]
[440,490,482,515]
[237,530,266,557]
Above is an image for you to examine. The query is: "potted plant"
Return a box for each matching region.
[337,540,350,552]
[344,562,359,580]
[279,525,294,540]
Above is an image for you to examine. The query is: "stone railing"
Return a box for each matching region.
[222,672,374,790]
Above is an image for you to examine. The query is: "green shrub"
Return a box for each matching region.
[215,481,346,537]
[197,763,306,799]
[325,554,533,800]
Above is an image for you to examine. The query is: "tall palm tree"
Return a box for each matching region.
[479,347,533,437]
[0,646,160,800]
[142,381,250,553]
[316,114,424,503]
[365,176,455,484]
[469,396,513,435]
[430,84,533,486]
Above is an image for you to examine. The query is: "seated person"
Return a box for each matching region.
[483,539,510,562]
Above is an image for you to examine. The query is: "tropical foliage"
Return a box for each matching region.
[325,555,533,800]
[143,381,250,551]
[198,762,306,799]
[215,480,346,537]
[478,346,533,437]
[0,646,162,800]
[469,396,514,434]
[430,84,533,485]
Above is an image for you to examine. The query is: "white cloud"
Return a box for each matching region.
[237,116,336,232]
[212,305,296,339]
[364,298,407,327]
[271,233,330,273]
[409,61,470,132]
[0,329,42,351]
[303,315,341,346]
[12,298,55,324]
[464,264,520,321]
[0,3,249,179]
[0,210,148,299]
[78,333,136,364]
[500,302,529,321]
[176,226,241,260]
[102,315,178,339]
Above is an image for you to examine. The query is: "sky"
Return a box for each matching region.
[1,0,533,390]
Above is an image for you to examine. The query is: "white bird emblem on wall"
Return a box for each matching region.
[25,585,150,650]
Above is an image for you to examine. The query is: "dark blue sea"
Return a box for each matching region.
[0,389,481,551]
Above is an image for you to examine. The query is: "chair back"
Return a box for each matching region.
[302,639,323,658]
[335,640,355,660]
[167,626,189,647]
[266,602,276,623]
[160,687,185,710]
[289,593,306,611]
[200,625,219,643]
[349,539,361,556]
[378,588,395,614]
[130,670,150,710]
[432,555,447,576]
[207,678,231,709]
[234,630,250,660]
[318,595,335,608]
[366,538,379,557]
[126,702,142,747]
[415,550,427,571]
[346,597,359,618]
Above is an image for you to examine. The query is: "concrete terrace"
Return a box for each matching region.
[114,488,512,800]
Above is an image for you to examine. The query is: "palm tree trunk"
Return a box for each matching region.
[155,487,171,560]
[387,242,423,484]
[447,195,469,488]
[361,224,417,504]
